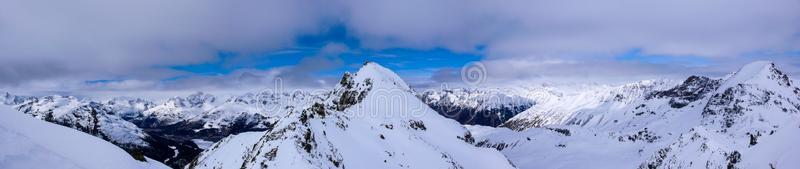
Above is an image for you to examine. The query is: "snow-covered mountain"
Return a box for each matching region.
[417,88,546,126]
[130,91,325,144]
[188,91,325,136]
[133,91,324,132]
[188,62,515,169]
[137,92,218,128]
[502,80,676,130]
[7,95,198,168]
[469,61,800,169]
[2,90,325,168]
[0,105,169,169]
[12,95,151,148]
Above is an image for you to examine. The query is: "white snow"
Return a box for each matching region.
[191,139,215,150]
[719,60,773,89]
[356,62,411,91]
[742,120,800,168]
[188,132,266,169]
[0,105,168,169]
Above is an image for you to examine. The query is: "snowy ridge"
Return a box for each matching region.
[0,105,169,169]
[502,80,676,130]
[135,91,325,130]
[720,61,793,89]
[418,88,546,126]
[189,62,515,169]
[13,95,150,147]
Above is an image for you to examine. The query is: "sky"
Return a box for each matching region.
[1,0,799,96]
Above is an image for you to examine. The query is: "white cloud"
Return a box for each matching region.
[1,0,798,92]
[0,0,331,85]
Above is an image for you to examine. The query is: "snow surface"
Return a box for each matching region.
[191,139,215,150]
[188,132,265,168]
[0,105,169,169]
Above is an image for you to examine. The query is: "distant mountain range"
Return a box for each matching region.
[417,88,540,127]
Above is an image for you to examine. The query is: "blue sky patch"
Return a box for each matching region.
[615,48,713,67]
[165,25,484,81]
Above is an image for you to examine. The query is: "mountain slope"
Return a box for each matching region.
[188,62,515,169]
[0,105,169,169]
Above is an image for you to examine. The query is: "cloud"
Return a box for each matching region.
[1,0,798,93]
[272,43,349,87]
[0,0,331,86]
[341,0,800,57]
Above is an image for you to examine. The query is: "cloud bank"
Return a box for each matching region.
[1,0,798,93]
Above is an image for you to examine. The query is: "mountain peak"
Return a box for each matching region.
[191,62,516,169]
[352,62,410,91]
[721,61,792,88]
[329,62,411,111]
